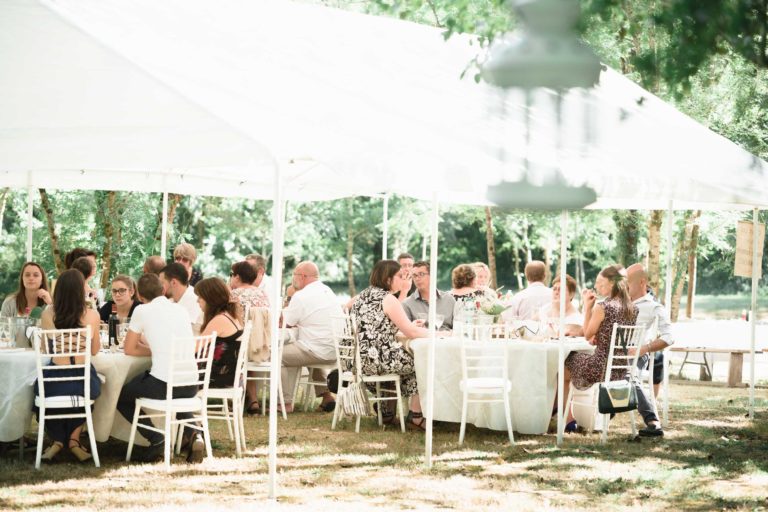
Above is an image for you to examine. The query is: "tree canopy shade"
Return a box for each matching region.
[2,0,768,210]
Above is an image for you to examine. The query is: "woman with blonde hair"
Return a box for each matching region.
[195,277,244,388]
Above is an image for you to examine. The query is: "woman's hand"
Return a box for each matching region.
[581,288,596,310]
[37,289,52,305]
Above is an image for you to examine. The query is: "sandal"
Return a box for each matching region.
[68,439,92,462]
[406,411,426,431]
[41,441,63,462]
[246,401,261,415]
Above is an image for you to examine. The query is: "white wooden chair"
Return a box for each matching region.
[562,323,647,443]
[33,326,99,469]
[245,325,288,420]
[199,311,252,458]
[330,313,405,433]
[294,361,337,412]
[458,338,514,445]
[126,332,216,470]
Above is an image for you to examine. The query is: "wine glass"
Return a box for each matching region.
[434,314,445,330]
[547,317,560,340]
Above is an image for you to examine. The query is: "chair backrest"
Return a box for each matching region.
[167,332,216,401]
[33,326,93,402]
[460,338,509,383]
[246,306,271,363]
[232,306,252,389]
[604,323,647,383]
[331,312,357,376]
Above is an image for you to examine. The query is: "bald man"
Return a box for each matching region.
[280,261,340,413]
[626,262,673,437]
[143,255,166,275]
[502,260,552,322]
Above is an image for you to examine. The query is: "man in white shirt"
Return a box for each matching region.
[117,273,204,462]
[626,262,673,437]
[281,261,340,413]
[159,262,202,329]
[246,253,274,300]
[502,260,552,321]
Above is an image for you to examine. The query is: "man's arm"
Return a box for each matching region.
[124,329,151,356]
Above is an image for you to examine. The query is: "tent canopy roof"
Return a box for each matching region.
[1,0,766,208]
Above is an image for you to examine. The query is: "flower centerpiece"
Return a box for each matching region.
[479,296,510,322]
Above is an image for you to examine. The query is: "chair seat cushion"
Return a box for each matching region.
[35,395,95,408]
[460,378,511,392]
[137,397,203,412]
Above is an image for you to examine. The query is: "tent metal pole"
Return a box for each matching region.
[556,210,568,446]
[160,191,169,258]
[749,207,759,418]
[662,200,673,427]
[26,171,33,261]
[424,193,439,469]
[268,167,285,500]
[382,193,390,260]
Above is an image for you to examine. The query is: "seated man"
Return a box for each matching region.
[117,273,204,462]
[159,262,202,329]
[142,255,166,275]
[502,260,552,321]
[281,261,340,413]
[402,260,456,330]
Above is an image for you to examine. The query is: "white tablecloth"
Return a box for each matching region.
[0,349,151,443]
[412,337,593,435]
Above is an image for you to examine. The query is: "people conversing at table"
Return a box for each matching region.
[35,269,102,463]
[98,275,141,323]
[159,262,203,328]
[1,261,52,317]
[501,260,552,322]
[230,261,270,309]
[173,242,203,287]
[402,260,456,330]
[536,274,584,337]
[195,277,244,389]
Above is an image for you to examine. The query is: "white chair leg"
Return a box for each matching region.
[202,412,213,460]
[459,391,469,445]
[174,423,184,455]
[395,379,405,433]
[261,378,267,417]
[331,397,340,430]
[600,413,609,445]
[233,406,242,458]
[35,407,45,469]
[278,380,287,420]
[630,410,637,437]
[126,402,141,462]
[503,389,514,445]
[237,395,247,452]
[222,399,234,440]
[355,414,361,433]
[85,410,100,468]
[163,413,172,471]
[375,382,383,426]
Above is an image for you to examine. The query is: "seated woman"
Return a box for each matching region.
[471,261,498,300]
[35,269,101,462]
[537,274,584,337]
[195,277,244,388]
[98,275,141,322]
[352,260,436,429]
[71,256,99,309]
[1,261,52,317]
[561,265,637,432]
[229,261,269,309]
[450,264,484,320]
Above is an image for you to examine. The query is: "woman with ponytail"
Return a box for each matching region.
[561,265,638,431]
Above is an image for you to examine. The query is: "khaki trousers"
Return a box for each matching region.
[281,343,335,403]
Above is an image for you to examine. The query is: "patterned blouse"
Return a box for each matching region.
[231,286,270,309]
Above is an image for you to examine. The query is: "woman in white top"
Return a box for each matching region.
[537,274,584,337]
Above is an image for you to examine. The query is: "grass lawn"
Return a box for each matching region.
[1,381,767,511]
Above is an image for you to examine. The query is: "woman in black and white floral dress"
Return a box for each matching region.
[353,260,438,429]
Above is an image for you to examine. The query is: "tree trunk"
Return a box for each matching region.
[670,211,698,322]
[647,210,664,296]
[38,189,65,274]
[511,238,523,291]
[612,210,641,267]
[153,193,183,253]
[99,191,117,288]
[543,245,552,285]
[484,207,498,289]
[346,225,356,297]
[522,217,532,264]
[685,210,702,318]
[0,187,9,236]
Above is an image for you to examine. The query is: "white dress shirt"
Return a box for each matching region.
[633,293,674,346]
[502,282,553,321]
[282,280,340,361]
[128,296,196,383]
[176,285,202,325]
[257,274,275,303]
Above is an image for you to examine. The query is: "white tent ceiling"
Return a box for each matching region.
[1,0,767,208]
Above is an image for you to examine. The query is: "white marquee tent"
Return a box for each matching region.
[1,0,767,497]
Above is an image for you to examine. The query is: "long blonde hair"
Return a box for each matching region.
[599,265,635,324]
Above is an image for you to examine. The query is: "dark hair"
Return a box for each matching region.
[64,248,96,269]
[600,265,636,324]
[451,264,476,289]
[230,261,257,285]
[137,273,164,302]
[195,277,241,331]
[525,261,547,284]
[53,269,86,329]
[160,262,189,286]
[13,262,50,314]
[369,260,401,290]
[413,260,430,272]
[111,275,137,301]
[396,253,414,262]
[71,256,95,280]
[552,274,577,297]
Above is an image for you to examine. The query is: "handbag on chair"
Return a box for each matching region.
[597,379,637,414]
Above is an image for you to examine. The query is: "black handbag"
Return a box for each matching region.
[597,379,637,414]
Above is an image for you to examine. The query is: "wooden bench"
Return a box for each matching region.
[670,347,753,387]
